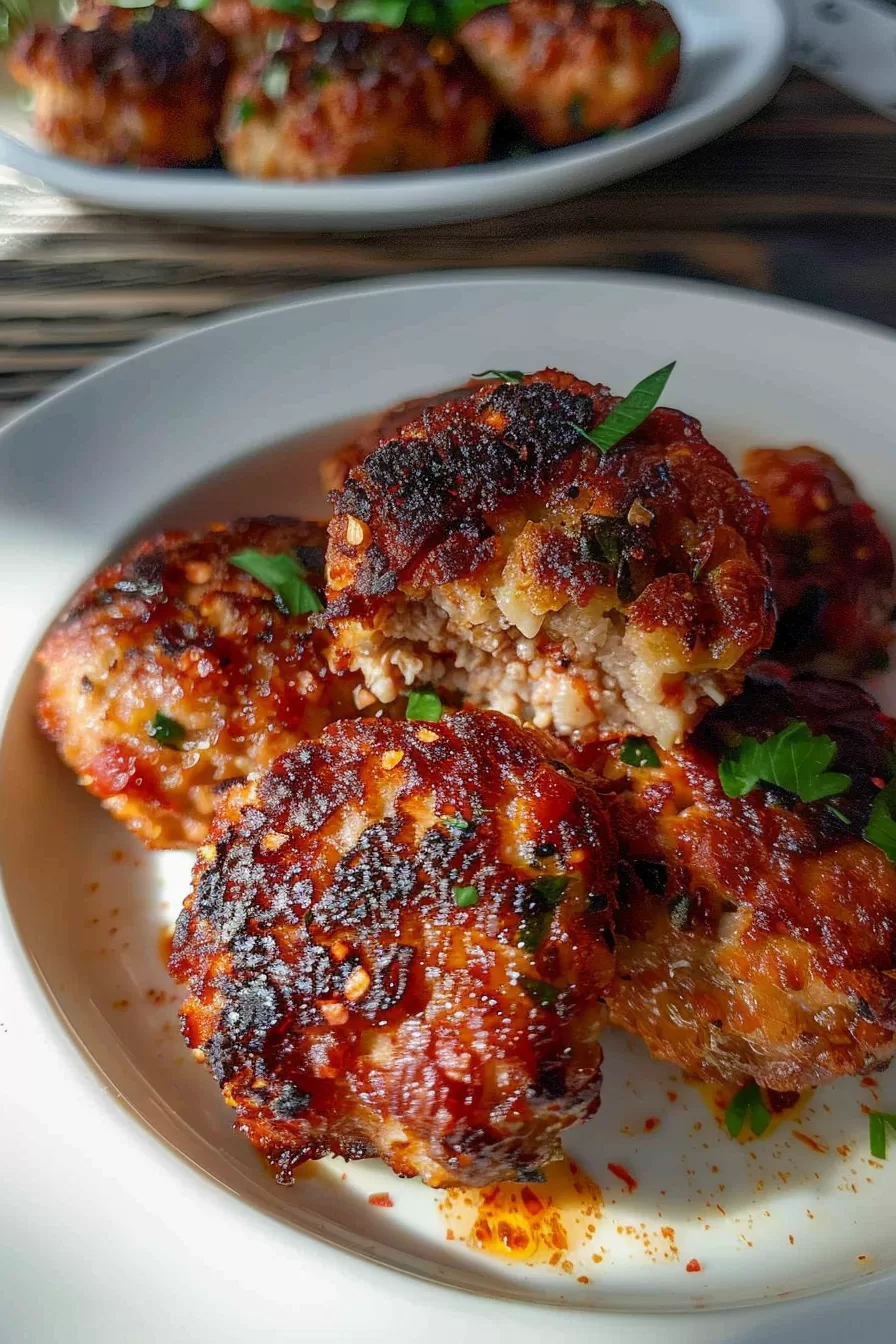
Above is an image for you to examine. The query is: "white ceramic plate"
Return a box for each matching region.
[0,0,788,230]
[2,271,896,1338]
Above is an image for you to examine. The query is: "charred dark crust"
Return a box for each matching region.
[240,22,495,106]
[326,369,774,669]
[171,710,617,1185]
[16,8,229,96]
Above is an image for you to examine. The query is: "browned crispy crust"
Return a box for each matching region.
[599,667,896,1090]
[170,710,617,1186]
[325,368,774,745]
[10,7,229,167]
[742,446,895,678]
[37,517,357,849]
[458,0,680,148]
[319,382,477,496]
[219,23,498,180]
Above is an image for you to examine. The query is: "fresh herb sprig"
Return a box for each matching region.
[472,369,524,384]
[725,1082,770,1140]
[718,721,851,805]
[620,737,660,769]
[147,711,186,749]
[406,687,443,722]
[229,549,322,616]
[869,1110,896,1160]
[571,362,676,455]
[865,780,896,863]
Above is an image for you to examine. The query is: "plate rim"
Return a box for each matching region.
[0,0,790,227]
[3,268,896,1326]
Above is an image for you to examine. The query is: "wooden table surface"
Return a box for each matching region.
[2,69,895,423]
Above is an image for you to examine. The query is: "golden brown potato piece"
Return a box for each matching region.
[219,22,498,180]
[598,668,896,1091]
[37,518,357,849]
[325,369,774,749]
[170,710,617,1187]
[742,446,895,678]
[9,6,229,167]
[458,0,680,148]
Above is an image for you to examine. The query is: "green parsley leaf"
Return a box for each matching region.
[519,976,560,1008]
[441,814,471,833]
[620,737,661,769]
[453,885,479,908]
[718,721,851,805]
[865,780,896,864]
[570,362,676,455]
[869,1111,896,1160]
[261,58,290,102]
[827,805,850,824]
[724,1082,770,1140]
[229,549,323,616]
[517,875,570,952]
[472,369,525,384]
[406,686,442,722]
[647,29,679,64]
[147,712,186,749]
[176,0,211,10]
[234,96,257,126]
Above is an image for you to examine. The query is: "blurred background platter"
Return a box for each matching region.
[0,0,788,229]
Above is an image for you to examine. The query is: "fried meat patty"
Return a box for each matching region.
[37,517,356,849]
[325,369,774,749]
[169,710,617,1187]
[458,0,680,148]
[219,23,497,180]
[742,446,895,678]
[10,6,228,167]
[601,668,896,1091]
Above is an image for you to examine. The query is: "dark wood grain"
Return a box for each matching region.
[2,71,895,421]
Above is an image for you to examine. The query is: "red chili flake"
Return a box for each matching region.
[607,1162,637,1191]
[368,1192,393,1208]
[872,777,886,790]
[792,1130,828,1154]
[686,1258,702,1273]
[861,1077,878,1089]
[644,1116,660,1132]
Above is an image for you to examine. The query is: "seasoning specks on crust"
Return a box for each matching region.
[170,710,617,1187]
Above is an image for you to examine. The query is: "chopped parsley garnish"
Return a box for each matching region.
[453,885,479,908]
[441,814,471,833]
[176,0,211,9]
[869,1110,896,1160]
[517,875,570,952]
[620,737,660,769]
[570,362,676,455]
[261,58,290,102]
[147,712,186,749]
[718,721,851,805]
[340,0,503,33]
[406,686,443,722]
[667,892,691,930]
[229,549,322,616]
[519,976,560,1008]
[234,96,257,126]
[647,29,680,64]
[827,805,850,825]
[724,1082,770,1140]
[864,780,896,864]
[472,369,524,384]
